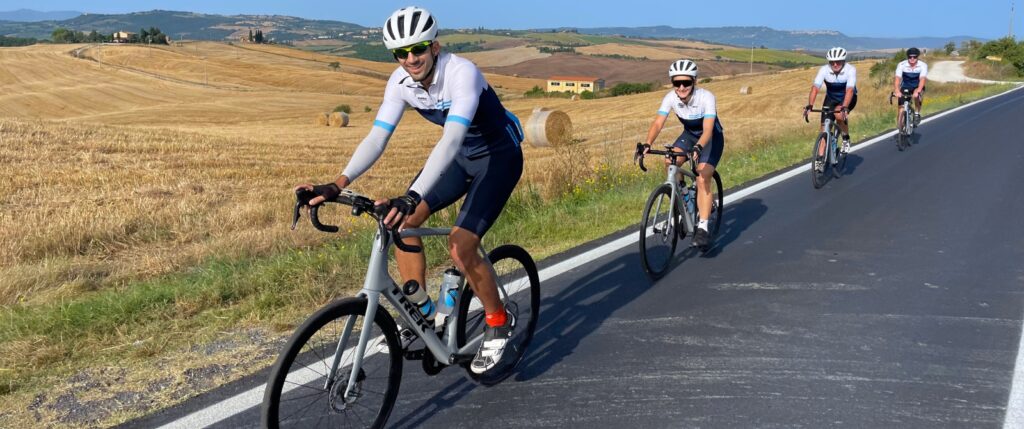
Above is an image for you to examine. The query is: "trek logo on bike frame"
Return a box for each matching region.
[389,284,434,332]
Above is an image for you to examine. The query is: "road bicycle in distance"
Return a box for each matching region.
[261,189,540,428]
[805,105,848,188]
[890,88,918,151]
[633,143,724,280]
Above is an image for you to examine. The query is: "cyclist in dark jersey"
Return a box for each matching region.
[295,6,524,374]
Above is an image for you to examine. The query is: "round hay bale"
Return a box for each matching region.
[328,112,349,127]
[570,94,579,101]
[740,86,753,95]
[525,109,572,148]
[314,112,329,126]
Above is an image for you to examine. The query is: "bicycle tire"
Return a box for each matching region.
[639,184,679,278]
[262,297,402,429]
[811,132,829,189]
[897,109,908,151]
[827,132,843,179]
[456,244,540,386]
[706,171,725,240]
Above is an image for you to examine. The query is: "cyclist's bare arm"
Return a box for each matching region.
[644,113,669,147]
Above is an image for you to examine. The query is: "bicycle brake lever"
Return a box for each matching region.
[291,200,302,230]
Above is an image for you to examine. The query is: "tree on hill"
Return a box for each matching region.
[944,41,956,55]
[974,37,1024,75]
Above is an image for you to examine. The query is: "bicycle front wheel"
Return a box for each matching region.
[811,132,829,189]
[897,110,908,151]
[457,244,540,385]
[639,183,679,279]
[262,297,402,429]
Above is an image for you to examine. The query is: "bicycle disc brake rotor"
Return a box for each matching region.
[328,368,366,412]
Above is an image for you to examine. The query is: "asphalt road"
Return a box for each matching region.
[128,86,1024,428]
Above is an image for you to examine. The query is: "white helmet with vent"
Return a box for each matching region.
[825,47,847,61]
[382,6,438,50]
[668,59,698,78]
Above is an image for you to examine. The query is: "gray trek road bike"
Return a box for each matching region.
[805,106,849,188]
[261,189,540,429]
[633,143,724,280]
[890,88,918,151]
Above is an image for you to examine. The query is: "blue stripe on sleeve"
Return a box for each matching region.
[373,120,396,132]
[657,110,669,116]
[446,115,471,126]
[703,114,717,118]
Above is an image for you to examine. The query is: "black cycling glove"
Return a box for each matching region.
[691,143,703,159]
[388,191,422,216]
[311,183,341,202]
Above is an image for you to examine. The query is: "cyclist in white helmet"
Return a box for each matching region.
[803,47,857,156]
[295,6,525,375]
[641,59,725,251]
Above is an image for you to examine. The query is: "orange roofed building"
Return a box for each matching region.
[547,75,605,94]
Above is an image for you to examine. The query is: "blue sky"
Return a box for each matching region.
[5,0,1020,40]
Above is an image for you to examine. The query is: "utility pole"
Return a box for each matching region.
[1011,0,1015,38]
[749,43,754,75]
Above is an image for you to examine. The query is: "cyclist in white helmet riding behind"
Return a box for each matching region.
[803,47,858,157]
[295,6,525,375]
[641,59,725,251]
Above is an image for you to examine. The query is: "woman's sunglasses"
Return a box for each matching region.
[392,41,432,60]
[672,79,694,88]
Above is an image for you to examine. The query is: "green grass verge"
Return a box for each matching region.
[0,82,1014,396]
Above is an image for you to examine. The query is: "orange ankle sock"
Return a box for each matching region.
[485,310,507,327]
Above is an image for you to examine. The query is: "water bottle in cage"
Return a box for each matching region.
[686,187,696,215]
[402,280,435,325]
[434,267,463,327]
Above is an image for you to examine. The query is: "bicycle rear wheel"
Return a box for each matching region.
[639,183,679,278]
[262,297,402,429]
[456,244,540,386]
[811,132,829,189]
[705,171,725,242]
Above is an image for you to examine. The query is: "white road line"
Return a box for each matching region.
[161,84,1024,428]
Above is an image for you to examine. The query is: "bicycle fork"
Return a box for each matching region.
[663,164,695,236]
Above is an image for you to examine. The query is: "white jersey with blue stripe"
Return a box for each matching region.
[341,52,523,197]
[813,63,857,101]
[895,59,928,89]
[657,87,723,136]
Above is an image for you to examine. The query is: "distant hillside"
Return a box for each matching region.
[0,9,366,41]
[575,26,982,51]
[0,9,80,22]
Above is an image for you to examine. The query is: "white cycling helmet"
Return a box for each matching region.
[669,59,698,78]
[825,47,847,61]
[382,6,438,50]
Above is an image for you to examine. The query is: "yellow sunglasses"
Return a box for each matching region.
[392,41,432,60]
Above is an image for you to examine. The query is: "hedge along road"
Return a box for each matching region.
[126,85,1024,428]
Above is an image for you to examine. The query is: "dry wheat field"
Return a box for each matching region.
[0,42,903,306]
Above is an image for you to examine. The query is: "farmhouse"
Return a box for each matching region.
[112,31,135,43]
[547,75,605,94]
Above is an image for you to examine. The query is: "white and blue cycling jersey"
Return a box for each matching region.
[656,87,723,139]
[895,59,928,89]
[813,63,858,102]
[341,52,523,198]
[656,87,725,166]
